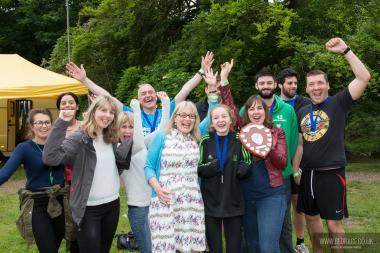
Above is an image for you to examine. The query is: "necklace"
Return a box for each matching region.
[33,140,54,186]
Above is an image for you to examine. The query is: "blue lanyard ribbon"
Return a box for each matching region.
[142,110,159,133]
[270,100,276,115]
[214,133,229,177]
[284,95,298,108]
[309,97,330,131]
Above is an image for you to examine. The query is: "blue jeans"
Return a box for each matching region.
[243,194,286,253]
[128,205,152,253]
[280,178,294,253]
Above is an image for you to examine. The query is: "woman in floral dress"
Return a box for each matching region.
[144,100,217,253]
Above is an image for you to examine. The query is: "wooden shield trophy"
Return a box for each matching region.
[239,123,273,158]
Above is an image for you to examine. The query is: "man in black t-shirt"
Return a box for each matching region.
[297,38,371,253]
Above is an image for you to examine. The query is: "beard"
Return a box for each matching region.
[258,88,276,99]
[283,88,297,99]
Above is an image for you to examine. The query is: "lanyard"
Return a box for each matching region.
[33,141,54,185]
[284,95,298,108]
[309,97,330,131]
[142,110,159,133]
[214,133,229,183]
[270,100,276,115]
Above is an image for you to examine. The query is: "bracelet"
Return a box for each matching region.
[221,79,229,86]
[293,168,302,177]
[208,95,219,102]
[343,47,351,55]
[197,68,205,77]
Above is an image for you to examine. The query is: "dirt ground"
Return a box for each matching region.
[0,172,379,194]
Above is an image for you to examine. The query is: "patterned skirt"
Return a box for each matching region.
[149,132,206,253]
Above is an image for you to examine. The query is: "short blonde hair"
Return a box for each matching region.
[81,95,119,143]
[117,112,134,130]
[166,101,201,142]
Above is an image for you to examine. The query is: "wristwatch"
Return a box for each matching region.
[197,68,205,77]
[343,47,351,55]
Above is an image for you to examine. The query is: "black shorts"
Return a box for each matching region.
[297,167,348,220]
[290,175,300,194]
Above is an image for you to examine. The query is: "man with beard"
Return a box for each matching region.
[254,69,300,253]
[277,68,310,253]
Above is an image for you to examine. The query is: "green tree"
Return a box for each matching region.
[0,0,96,64]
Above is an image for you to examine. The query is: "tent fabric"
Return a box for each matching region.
[0,54,88,99]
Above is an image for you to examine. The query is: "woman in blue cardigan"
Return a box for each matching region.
[144,100,216,253]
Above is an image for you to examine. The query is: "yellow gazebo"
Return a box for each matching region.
[0,54,87,98]
[0,54,88,156]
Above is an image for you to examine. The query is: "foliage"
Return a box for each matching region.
[3,0,379,154]
[48,0,203,93]
[128,0,302,105]
[0,0,96,65]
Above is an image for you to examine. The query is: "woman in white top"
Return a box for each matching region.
[118,92,170,253]
[43,95,132,253]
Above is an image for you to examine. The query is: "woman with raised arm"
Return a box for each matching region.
[43,95,132,253]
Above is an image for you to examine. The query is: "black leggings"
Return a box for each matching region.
[77,198,120,253]
[32,195,65,253]
[205,215,243,253]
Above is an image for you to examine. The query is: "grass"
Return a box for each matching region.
[0,188,134,253]
[346,161,380,172]
[0,162,379,252]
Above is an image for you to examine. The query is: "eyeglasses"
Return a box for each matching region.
[176,113,196,120]
[33,120,52,128]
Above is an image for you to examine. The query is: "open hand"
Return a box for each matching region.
[66,62,87,83]
[201,51,214,71]
[203,67,218,87]
[220,59,234,80]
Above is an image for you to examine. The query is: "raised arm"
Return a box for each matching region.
[325,38,371,100]
[129,99,146,152]
[66,62,124,111]
[144,91,170,147]
[219,59,243,128]
[174,51,214,103]
[42,109,79,166]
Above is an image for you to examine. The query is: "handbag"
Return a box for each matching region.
[116,231,139,250]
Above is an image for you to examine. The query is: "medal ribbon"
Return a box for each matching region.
[142,110,159,133]
[214,133,229,178]
[309,96,330,131]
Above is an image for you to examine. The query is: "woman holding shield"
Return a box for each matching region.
[240,95,288,253]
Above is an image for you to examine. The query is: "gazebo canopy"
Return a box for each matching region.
[0,54,88,99]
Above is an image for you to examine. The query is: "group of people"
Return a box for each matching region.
[0,37,371,253]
